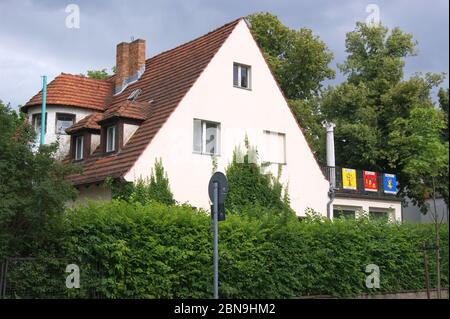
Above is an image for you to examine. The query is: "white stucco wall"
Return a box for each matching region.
[125,20,330,216]
[90,134,101,154]
[27,105,93,159]
[332,197,402,221]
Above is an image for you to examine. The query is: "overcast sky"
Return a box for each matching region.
[0,0,448,109]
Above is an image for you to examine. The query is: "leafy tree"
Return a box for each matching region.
[388,107,448,209]
[247,12,335,100]
[319,22,448,212]
[225,137,292,215]
[438,88,449,142]
[85,68,113,80]
[247,12,335,161]
[339,22,417,100]
[320,82,380,169]
[128,159,175,206]
[0,101,77,257]
[289,98,326,164]
[388,105,448,298]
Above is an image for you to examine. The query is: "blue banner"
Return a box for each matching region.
[383,174,397,194]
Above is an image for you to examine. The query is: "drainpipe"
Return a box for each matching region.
[40,75,47,145]
[323,121,336,219]
[327,187,336,220]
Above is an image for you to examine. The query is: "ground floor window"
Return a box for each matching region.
[333,209,356,219]
[369,210,389,220]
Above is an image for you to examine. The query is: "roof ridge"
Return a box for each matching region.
[59,72,112,83]
[53,19,243,90]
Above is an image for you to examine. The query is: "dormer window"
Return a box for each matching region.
[233,63,251,89]
[75,135,84,160]
[106,125,116,152]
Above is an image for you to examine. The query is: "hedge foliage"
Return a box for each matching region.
[1,201,448,298]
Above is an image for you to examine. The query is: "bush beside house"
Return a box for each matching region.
[2,200,447,298]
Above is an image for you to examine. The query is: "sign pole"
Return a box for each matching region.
[208,172,227,299]
[213,181,219,299]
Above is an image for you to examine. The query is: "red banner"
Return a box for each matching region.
[364,171,378,192]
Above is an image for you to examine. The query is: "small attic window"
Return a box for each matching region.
[127,88,142,101]
[233,63,251,89]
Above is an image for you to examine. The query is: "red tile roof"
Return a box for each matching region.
[67,18,242,185]
[65,113,102,134]
[22,73,114,112]
[99,100,150,123]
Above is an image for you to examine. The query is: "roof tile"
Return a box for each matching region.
[67,18,242,185]
[22,73,114,112]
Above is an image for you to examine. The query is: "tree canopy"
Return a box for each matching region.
[248,13,449,210]
[247,13,335,100]
[0,101,78,256]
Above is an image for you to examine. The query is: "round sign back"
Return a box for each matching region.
[208,172,228,204]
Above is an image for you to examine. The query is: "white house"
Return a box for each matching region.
[22,18,402,220]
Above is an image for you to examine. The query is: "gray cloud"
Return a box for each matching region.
[0,0,448,108]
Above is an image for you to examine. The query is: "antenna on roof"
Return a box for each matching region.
[127,88,142,101]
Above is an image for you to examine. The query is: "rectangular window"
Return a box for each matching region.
[106,126,116,152]
[262,130,286,164]
[56,113,75,134]
[233,63,251,89]
[75,135,84,160]
[193,119,220,155]
[369,211,389,220]
[333,209,356,219]
[32,113,47,134]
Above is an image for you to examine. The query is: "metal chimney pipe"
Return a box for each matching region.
[323,121,336,188]
[323,121,336,219]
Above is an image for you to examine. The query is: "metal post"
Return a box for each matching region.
[0,260,4,299]
[213,182,219,299]
[422,242,431,299]
[323,122,336,188]
[40,75,47,145]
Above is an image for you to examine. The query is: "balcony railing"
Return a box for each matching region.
[321,166,400,199]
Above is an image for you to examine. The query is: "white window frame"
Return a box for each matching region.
[193,119,220,156]
[55,113,75,135]
[106,125,116,153]
[75,135,84,160]
[233,63,251,89]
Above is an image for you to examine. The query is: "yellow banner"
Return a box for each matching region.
[342,168,357,190]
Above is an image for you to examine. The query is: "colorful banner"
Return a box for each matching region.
[364,171,378,192]
[383,174,397,194]
[342,168,357,190]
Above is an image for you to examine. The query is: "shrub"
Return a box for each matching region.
[4,201,446,299]
[106,158,175,205]
[0,102,77,258]
[225,137,292,216]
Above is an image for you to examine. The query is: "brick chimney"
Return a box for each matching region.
[115,39,146,94]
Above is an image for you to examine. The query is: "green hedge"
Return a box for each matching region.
[2,200,448,298]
